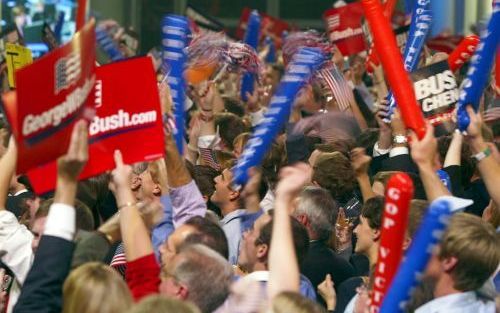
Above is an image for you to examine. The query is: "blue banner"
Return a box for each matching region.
[241,10,261,102]
[457,1,500,132]
[161,15,190,154]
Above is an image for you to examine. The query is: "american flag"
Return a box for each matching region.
[317,67,355,113]
[110,242,127,277]
[199,147,222,171]
[54,51,81,94]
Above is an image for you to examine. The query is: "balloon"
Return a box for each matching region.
[496,50,500,95]
[232,48,326,188]
[384,0,432,123]
[241,10,261,102]
[456,1,500,132]
[365,0,398,73]
[54,11,65,43]
[265,36,277,64]
[76,0,87,31]
[448,35,480,72]
[380,199,457,312]
[361,0,426,139]
[370,173,414,311]
[162,15,189,154]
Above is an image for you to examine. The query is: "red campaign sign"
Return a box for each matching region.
[2,20,96,174]
[26,57,165,195]
[323,3,367,56]
[236,8,291,47]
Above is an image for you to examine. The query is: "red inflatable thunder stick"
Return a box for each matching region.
[365,0,398,73]
[496,51,499,95]
[370,173,414,312]
[448,35,480,72]
[76,0,87,31]
[361,0,426,139]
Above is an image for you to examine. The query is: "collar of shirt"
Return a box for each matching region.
[13,189,29,196]
[220,209,246,225]
[415,291,495,313]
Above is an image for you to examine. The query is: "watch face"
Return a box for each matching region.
[393,135,407,144]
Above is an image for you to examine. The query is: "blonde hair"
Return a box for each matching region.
[63,262,133,313]
[439,213,500,291]
[127,295,200,313]
[232,132,251,152]
[270,292,325,313]
[148,159,167,189]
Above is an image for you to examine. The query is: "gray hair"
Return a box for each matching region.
[173,244,233,313]
[294,186,339,241]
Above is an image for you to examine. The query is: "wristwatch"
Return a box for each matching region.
[393,134,408,145]
[472,146,491,163]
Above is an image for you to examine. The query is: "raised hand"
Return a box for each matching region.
[409,122,437,169]
[318,274,337,311]
[57,120,88,182]
[351,148,372,177]
[464,106,483,141]
[109,150,133,194]
[275,163,312,200]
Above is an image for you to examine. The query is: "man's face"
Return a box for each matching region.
[353,216,375,255]
[135,170,160,202]
[424,246,443,279]
[27,197,41,228]
[211,169,235,207]
[159,255,186,300]
[159,224,197,269]
[31,216,47,253]
[238,214,272,272]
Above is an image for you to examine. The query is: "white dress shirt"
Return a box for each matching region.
[415,291,496,313]
[0,210,34,313]
[0,203,75,313]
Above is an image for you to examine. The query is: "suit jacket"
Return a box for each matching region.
[13,236,75,313]
[301,241,356,298]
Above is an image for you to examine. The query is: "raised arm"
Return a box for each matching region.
[268,163,312,298]
[465,106,500,205]
[409,123,451,202]
[443,131,463,167]
[110,150,153,261]
[351,148,376,202]
[0,137,16,209]
[164,123,206,227]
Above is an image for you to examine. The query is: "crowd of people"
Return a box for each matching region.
[0,4,500,313]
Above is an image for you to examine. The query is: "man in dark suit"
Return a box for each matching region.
[293,186,356,305]
[14,121,88,313]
